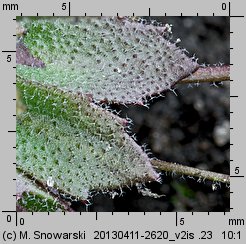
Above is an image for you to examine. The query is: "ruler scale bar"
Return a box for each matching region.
[1,0,245,243]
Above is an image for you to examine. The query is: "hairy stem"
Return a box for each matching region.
[179,65,230,84]
[151,159,230,184]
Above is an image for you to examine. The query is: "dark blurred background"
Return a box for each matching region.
[72,16,230,212]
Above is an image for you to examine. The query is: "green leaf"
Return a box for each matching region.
[17,17,198,104]
[16,173,64,212]
[16,17,198,209]
[17,191,63,212]
[17,79,159,200]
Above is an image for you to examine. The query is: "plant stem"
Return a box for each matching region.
[151,159,230,184]
[179,65,230,84]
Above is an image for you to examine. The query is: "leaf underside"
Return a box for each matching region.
[16,17,198,207]
[17,17,198,104]
[17,80,159,200]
